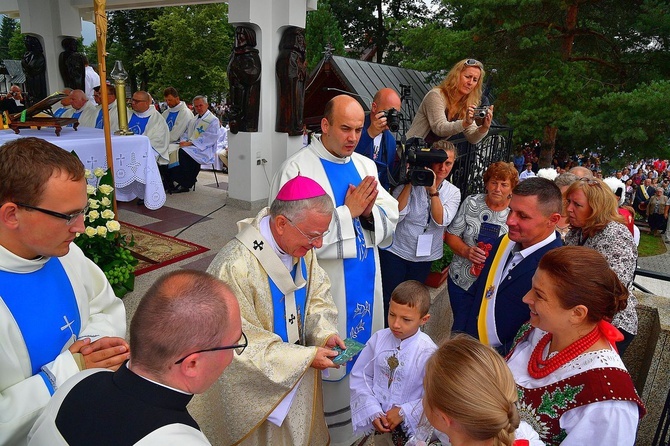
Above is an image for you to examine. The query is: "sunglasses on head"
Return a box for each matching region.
[464,59,483,68]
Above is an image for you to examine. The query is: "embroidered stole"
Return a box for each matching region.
[320,158,375,374]
[165,111,179,131]
[128,114,150,136]
[0,257,80,393]
[190,114,215,141]
[236,224,307,345]
[95,109,104,129]
[477,234,514,346]
[53,107,67,118]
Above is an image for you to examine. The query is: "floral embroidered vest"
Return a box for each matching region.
[509,324,646,445]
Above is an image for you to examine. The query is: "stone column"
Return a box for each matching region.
[226,0,317,209]
[16,0,81,95]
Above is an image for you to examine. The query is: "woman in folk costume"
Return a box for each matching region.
[506,246,645,446]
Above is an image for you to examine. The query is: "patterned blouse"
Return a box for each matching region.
[564,221,638,335]
[446,193,510,290]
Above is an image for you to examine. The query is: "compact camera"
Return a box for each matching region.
[381,108,401,133]
[397,137,448,187]
[474,106,489,119]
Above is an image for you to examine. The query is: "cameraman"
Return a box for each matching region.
[378,139,460,326]
[354,88,401,191]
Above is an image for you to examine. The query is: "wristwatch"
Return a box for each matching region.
[429,192,439,197]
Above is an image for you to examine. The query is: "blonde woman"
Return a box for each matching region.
[422,335,542,446]
[407,59,493,145]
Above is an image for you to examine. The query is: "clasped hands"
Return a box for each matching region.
[345,176,378,219]
[69,336,130,371]
[373,406,404,433]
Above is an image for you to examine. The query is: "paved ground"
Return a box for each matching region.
[635,235,670,298]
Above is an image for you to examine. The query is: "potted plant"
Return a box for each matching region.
[74,167,138,297]
[425,242,453,288]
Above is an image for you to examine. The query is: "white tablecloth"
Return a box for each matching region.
[0,127,166,210]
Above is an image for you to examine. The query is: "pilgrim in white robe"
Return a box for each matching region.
[128,107,170,164]
[162,100,194,165]
[0,243,126,446]
[269,135,399,446]
[179,109,219,165]
[93,100,126,133]
[203,208,339,445]
[64,101,97,128]
[350,328,436,439]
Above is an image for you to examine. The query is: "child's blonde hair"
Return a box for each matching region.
[423,335,519,446]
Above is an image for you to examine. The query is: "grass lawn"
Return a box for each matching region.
[638,232,667,257]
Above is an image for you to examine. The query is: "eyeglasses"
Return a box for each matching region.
[465,59,484,68]
[16,203,89,225]
[174,332,248,364]
[285,216,330,244]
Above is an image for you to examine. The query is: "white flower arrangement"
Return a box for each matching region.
[75,168,137,297]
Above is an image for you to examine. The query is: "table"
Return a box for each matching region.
[0,127,166,210]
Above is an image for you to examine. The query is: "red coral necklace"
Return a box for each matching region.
[528,326,600,379]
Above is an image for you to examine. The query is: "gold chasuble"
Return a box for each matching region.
[201,208,338,445]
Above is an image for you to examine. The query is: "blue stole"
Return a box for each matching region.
[269,259,307,343]
[69,109,84,127]
[165,111,179,131]
[54,107,67,118]
[95,109,104,129]
[128,114,150,135]
[320,158,376,374]
[0,257,81,394]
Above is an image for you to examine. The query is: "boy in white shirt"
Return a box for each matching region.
[350,280,437,445]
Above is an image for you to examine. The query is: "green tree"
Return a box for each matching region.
[7,25,24,59]
[138,4,233,102]
[326,0,429,64]
[108,8,163,92]
[400,0,670,163]
[305,0,346,72]
[0,16,18,60]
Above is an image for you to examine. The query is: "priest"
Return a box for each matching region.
[269,95,398,446]
[204,175,345,445]
[128,90,169,165]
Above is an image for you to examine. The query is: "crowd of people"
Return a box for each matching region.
[0,57,648,446]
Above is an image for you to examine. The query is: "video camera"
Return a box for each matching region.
[396,137,448,187]
[381,107,401,133]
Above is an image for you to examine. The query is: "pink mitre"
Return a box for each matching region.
[276,174,327,201]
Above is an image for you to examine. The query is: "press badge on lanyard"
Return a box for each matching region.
[415,193,435,257]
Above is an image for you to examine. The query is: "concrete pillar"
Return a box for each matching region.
[226,0,317,209]
[16,0,81,95]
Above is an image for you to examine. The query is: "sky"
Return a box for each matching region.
[82,20,95,45]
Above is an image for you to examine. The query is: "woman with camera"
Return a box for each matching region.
[406,59,493,145]
[378,140,460,327]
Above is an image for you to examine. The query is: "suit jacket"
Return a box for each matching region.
[464,232,563,353]
[354,115,397,191]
